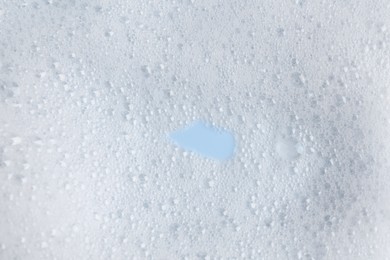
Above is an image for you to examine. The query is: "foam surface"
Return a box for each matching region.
[1,0,390,259]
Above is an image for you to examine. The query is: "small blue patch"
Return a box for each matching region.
[170,121,235,160]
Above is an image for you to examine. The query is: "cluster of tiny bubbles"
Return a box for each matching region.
[0,0,390,259]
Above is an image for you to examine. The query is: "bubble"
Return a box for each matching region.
[275,138,302,160]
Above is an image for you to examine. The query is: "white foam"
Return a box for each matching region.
[0,0,390,259]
